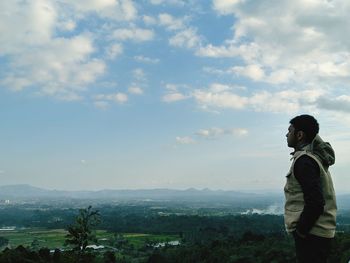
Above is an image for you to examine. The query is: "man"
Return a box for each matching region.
[284,114,337,263]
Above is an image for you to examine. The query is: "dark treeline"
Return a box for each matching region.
[147,232,350,263]
[1,231,350,262]
[1,205,350,262]
[0,205,286,235]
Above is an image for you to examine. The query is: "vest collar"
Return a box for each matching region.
[290,143,311,160]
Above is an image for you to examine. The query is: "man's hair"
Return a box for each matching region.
[290,114,319,143]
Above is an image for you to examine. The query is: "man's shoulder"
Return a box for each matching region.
[294,153,320,174]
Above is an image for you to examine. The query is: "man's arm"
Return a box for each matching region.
[294,155,325,237]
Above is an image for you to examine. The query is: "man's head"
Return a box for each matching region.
[286,114,319,148]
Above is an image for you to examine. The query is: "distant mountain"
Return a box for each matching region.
[0,184,277,202]
[1,184,349,208]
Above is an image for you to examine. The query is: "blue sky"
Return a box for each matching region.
[1,0,350,192]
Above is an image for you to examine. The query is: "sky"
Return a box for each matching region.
[1,0,350,192]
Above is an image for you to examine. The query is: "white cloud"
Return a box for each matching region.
[58,20,76,32]
[134,55,160,64]
[231,64,265,81]
[163,93,189,103]
[128,86,143,95]
[0,0,56,55]
[2,35,106,100]
[176,127,248,145]
[113,27,154,42]
[150,0,163,4]
[158,13,185,31]
[231,128,248,136]
[95,92,128,104]
[191,83,324,113]
[65,0,137,21]
[193,89,248,110]
[94,101,110,109]
[196,44,244,58]
[133,68,146,81]
[143,15,157,25]
[212,0,245,15]
[169,28,201,49]
[196,127,225,138]
[205,0,350,89]
[208,83,246,92]
[0,1,141,102]
[176,136,195,144]
[106,43,123,59]
[165,84,179,92]
[150,0,185,6]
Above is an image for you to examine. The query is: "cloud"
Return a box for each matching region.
[133,68,146,81]
[150,0,185,6]
[165,84,180,92]
[169,28,201,49]
[193,89,248,110]
[146,12,201,51]
[143,15,157,25]
[201,0,350,92]
[204,65,295,85]
[212,0,245,15]
[231,128,249,136]
[162,82,324,114]
[176,136,195,144]
[94,92,128,104]
[106,44,123,59]
[196,127,248,139]
[231,64,265,81]
[196,44,251,58]
[65,0,137,21]
[0,0,140,102]
[317,95,350,113]
[94,101,110,109]
[134,55,159,64]
[128,86,144,95]
[0,0,57,55]
[208,83,246,92]
[158,13,185,31]
[112,27,155,42]
[175,126,248,146]
[1,34,106,100]
[162,93,189,103]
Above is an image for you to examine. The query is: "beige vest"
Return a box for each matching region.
[284,150,337,238]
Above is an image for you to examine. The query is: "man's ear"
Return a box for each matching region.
[296,131,305,141]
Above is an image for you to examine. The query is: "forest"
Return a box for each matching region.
[0,203,350,262]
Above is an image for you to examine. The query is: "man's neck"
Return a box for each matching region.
[294,142,309,151]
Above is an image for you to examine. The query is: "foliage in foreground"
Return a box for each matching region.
[0,232,350,263]
[65,206,101,251]
[147,231,350,263]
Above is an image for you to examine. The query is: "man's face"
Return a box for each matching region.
[286,124,297,148]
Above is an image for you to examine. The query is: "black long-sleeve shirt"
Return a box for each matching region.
[293,155,325,235]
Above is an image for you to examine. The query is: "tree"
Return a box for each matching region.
[103,251,117,263]
[30,238,40,251]
[65,206,101,251]
[0,236,9,247]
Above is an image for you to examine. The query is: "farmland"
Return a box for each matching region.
[0,228,179,251]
